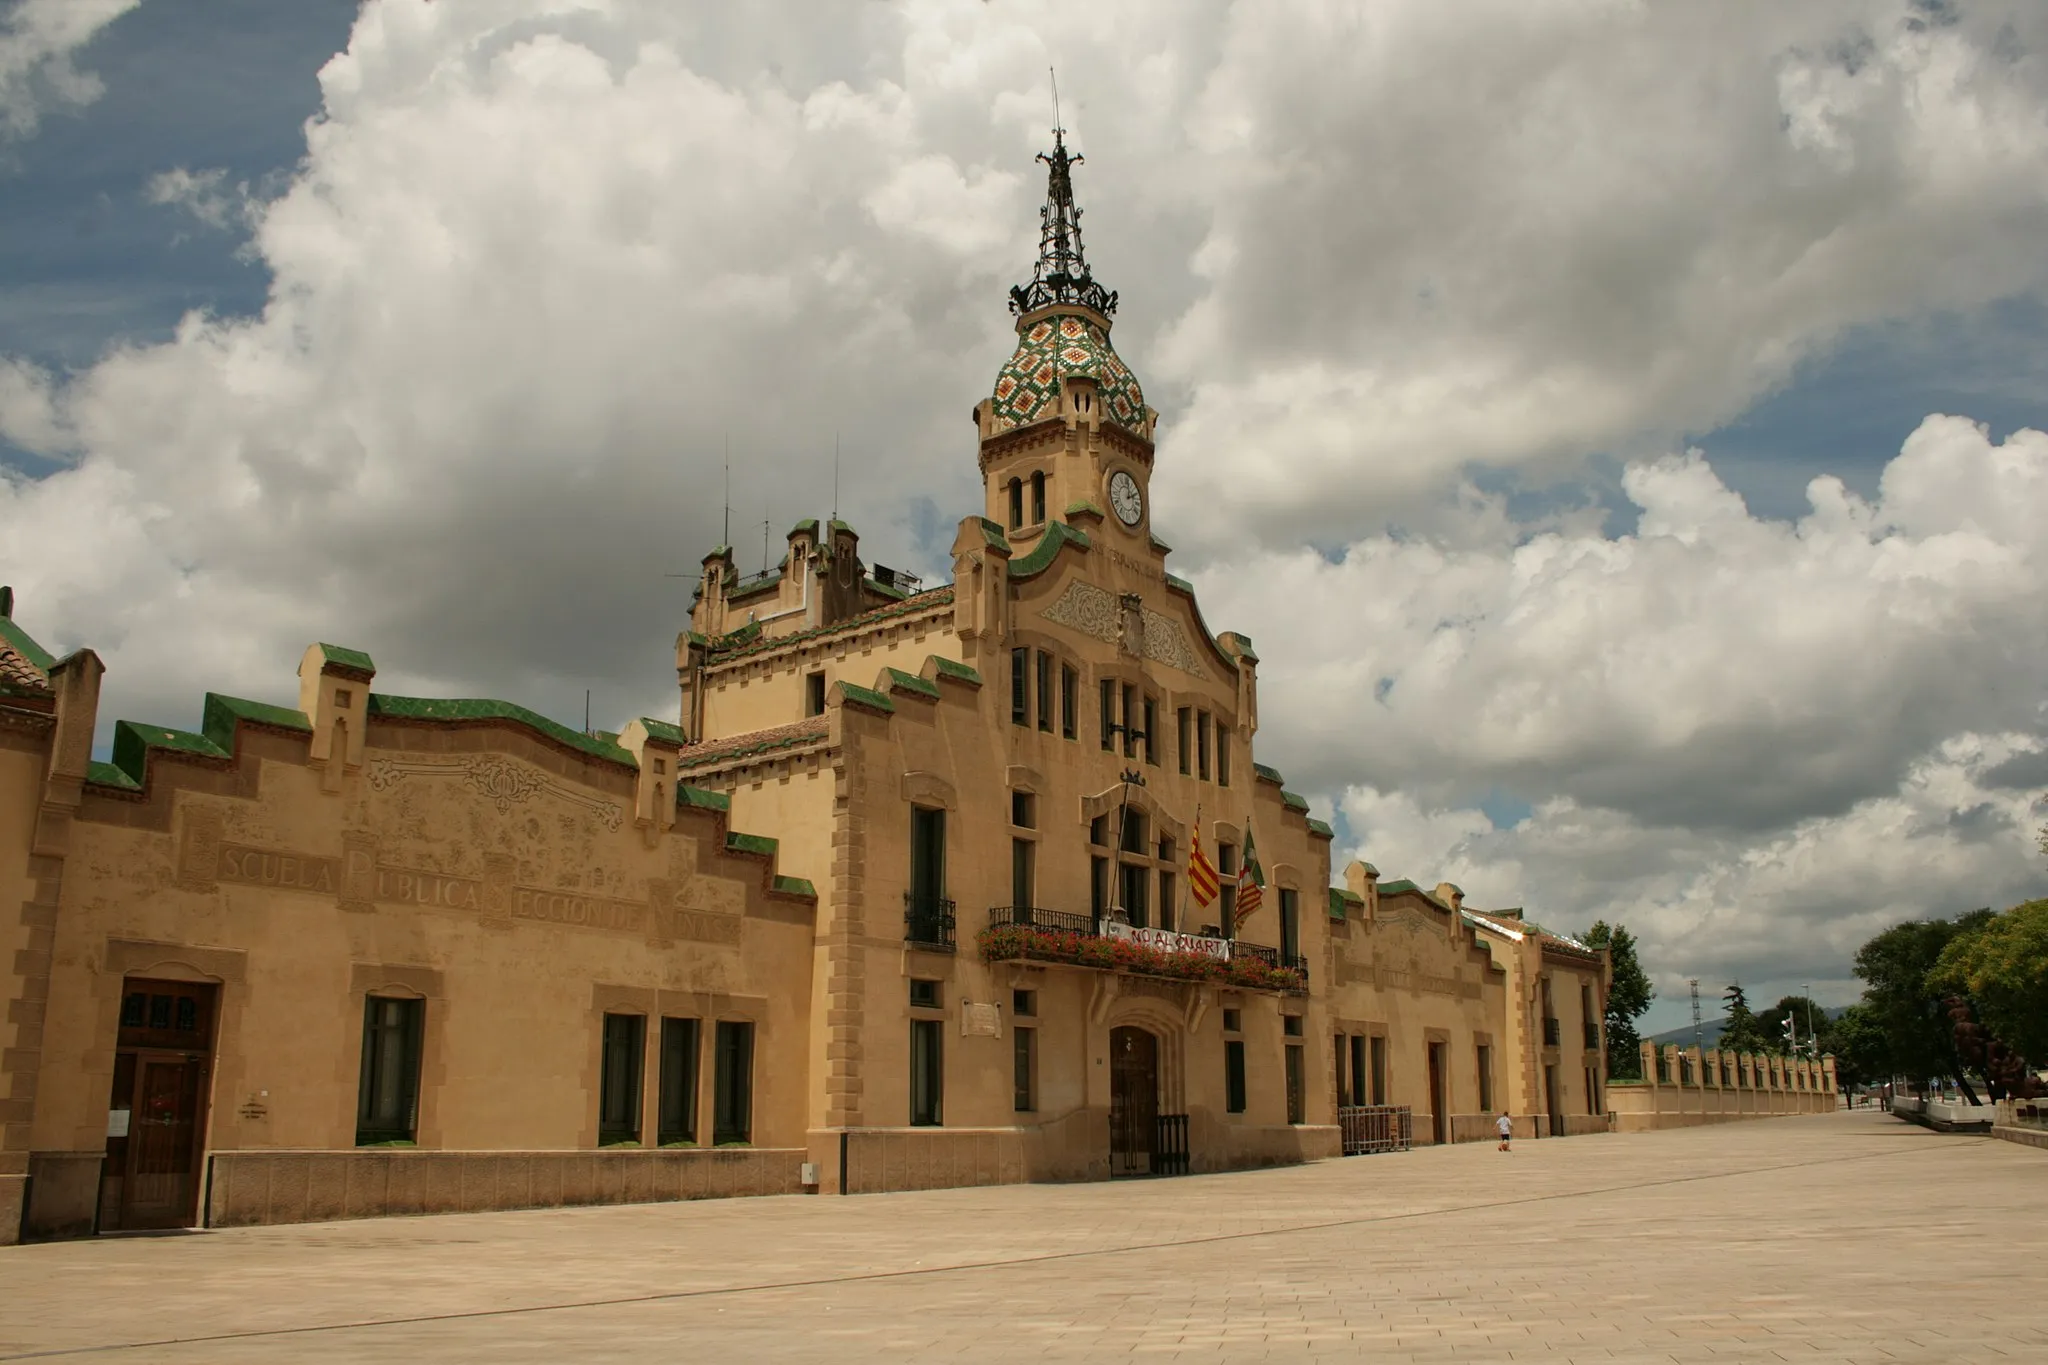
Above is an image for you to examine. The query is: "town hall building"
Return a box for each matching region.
[0,132,1635,1242]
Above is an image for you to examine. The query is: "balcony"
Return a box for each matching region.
[904,895,957,952]
[1583,1021,1602,1050]
[980,907,1306,994]
[1542,1016,1561,1047]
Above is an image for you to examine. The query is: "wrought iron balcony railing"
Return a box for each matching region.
[980,908,1305,994]
[1584,1021,1602,1050]
[987,904,1094,935]
[1542,1016,1561,1047]
[904,895,957,951]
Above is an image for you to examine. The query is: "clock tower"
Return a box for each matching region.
[974,127,1157,545]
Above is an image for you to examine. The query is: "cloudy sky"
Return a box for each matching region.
[5,0,2046,1031]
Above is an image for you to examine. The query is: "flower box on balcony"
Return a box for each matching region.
[976,922,1306,994]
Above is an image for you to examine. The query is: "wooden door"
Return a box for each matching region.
[1108,1027,1158,1177]
[102,979,217,1231]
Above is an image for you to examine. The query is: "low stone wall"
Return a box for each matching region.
[206,1146,806,1228]
[1992,1125,2048,1152]
[838,1112,1339,1194]
[1608,1043,1838,1132]
[1,1172,23,1247]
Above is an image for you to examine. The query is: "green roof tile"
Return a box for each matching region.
[1065,500,1105,519]
[1165,573,1194,594]
[864,576,908,602]
[772,875,817,898]
[1008,520,1091,579]
[677,786,731,813]
[638,717,688,747]
[883,667,940,700]
[86,760,139,791]
[1253,763,1285,786]
[201,693,311,751]
[110,720,230,786]
[316,643,376,674]
[725,831,779,858]
[1305,817,1334,839]
[367,694,633,765]
[973,517,1011,553]
[0,615,56,672]
[929,657,982,687]
[789,518,819,537]
[836,682,894,715]
[1280,790,1310,813]
[1329,887,1363,919]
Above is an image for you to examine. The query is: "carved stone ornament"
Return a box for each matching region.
[1039,581,1207,679]
[368,756,624,831]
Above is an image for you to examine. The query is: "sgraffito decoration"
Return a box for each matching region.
[368,755,624,831]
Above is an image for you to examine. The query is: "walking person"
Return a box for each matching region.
[1496,1111,1513,1152]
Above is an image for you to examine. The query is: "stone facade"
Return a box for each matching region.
[0,137,1636,1244]
[1608,1042,1839,1130]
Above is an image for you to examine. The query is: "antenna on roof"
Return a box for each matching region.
[584,689,591,738]
[762,516,770,578]
[1050,65,1060,136]
[722,434,730,549]
[833,431,840,521]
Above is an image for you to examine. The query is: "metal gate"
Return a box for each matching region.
[1338,1104,1412,1155]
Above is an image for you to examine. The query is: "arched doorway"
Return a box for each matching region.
[1109,1026,1160,1177]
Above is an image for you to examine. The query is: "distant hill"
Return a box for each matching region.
[1647,1006,1845,1048]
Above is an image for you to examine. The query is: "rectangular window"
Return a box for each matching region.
[1013,989,1036,1017]
[356,996,423,1145]
[1036,650,1054,731]
[658,1017,700,1146]
[1008,478,1023,530]
[1177,707,1191,775]
[1143,697,1158,765]
[1350,1036,1368,1110]
[1010,647,1029,727]
[1030,470,1046,524]
[598,1012,645,1145]
[1283,1014,1304,1037]
[1370,1034,1388,1106]
[1099,679,1115,751]
[910,806,945,910]
[1060,665,1077,739]
[1091,855,1108,921]
[1158,868,1175,934]
[1225,1040,1248,1114]
[1121,683,1138,757]
[910,1018,944,1126]
[1197,711,1212,780]
[1586,1066,1600,1115]
[1222,1008,1241,1033]
[1285,1044,1305,1124]
[1120,860,1149,928]
[1013,1026,1037,1113]
[1477,1043,1494,1114]
[1012,790,1036,828]
[1217,842,1237,931]
[1279,888,1300,961]
[1012,836,1035,910]
[909,978,941,1009]
[712,1020,753,1144]
[804,671,826,717]
[1217,727,1231,787]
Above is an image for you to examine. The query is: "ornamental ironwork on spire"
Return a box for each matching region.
[1009,127,1118,320]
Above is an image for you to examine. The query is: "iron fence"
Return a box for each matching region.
[904,895,956,951]
[1338,1104,1412,1155]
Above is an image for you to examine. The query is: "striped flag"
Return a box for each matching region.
[1232,823,1265,928]
[1189,817,1219,908]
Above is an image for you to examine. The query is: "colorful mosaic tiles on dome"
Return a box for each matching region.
[989,314,1146,433]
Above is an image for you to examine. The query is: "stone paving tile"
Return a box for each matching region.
[0,1111,2041,1362]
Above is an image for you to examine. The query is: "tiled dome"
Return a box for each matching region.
[989,314,1146,433]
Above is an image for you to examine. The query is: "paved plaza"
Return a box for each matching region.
[1,1110,2042,1363]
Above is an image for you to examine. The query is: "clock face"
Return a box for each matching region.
[1109,469,1144,527]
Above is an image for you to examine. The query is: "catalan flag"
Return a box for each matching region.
[1189,818,1220,908]
[1232,823,1265,929]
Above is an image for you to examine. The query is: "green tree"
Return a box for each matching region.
[1930,899,2048,1063]
[1852,910,1993,1087]
[1757,994,1825,1057]
[1583,921,1654,1079]
[1718,983,1769,1055]
[1823,1004,1889,1094]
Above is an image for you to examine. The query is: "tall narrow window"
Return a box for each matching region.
[659,1017,700,1146]
[1010,648,1029,727]
[1217,842,1237,933]
[910,1018,944,1126]
[1012,836,1034,910]
[1217,726,1231,786]
[1477,1043,1494,1114]
[1285,1045,1305,1124]
[1177,707,1192,775]
[1142,697,1158,765]
[1225,1039,1248,1114]
[1157,836,1176,934]
[712,1020,753,1144]
[1035,651,1054,731]
[598,1013,645,1145]
[1369,1035,1388,1106]
[909,805,946,942]
[1029,470,1046,524]
[1197,711,1212,779]
[1060,665,1077,739]
[1350,1036,1368,1110]
[1099,679,1115,751]
[1279,888,1300,962]
[356,996,423,1145]
[1121,683,1138,757]
[1007,477,1023,530]
[1120,860,1149,928]
[1013,1024,1037,1112]
[1091,854,1108,922]
[805,671,826,717]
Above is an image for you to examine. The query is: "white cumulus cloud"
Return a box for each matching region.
[0,0,138,143]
